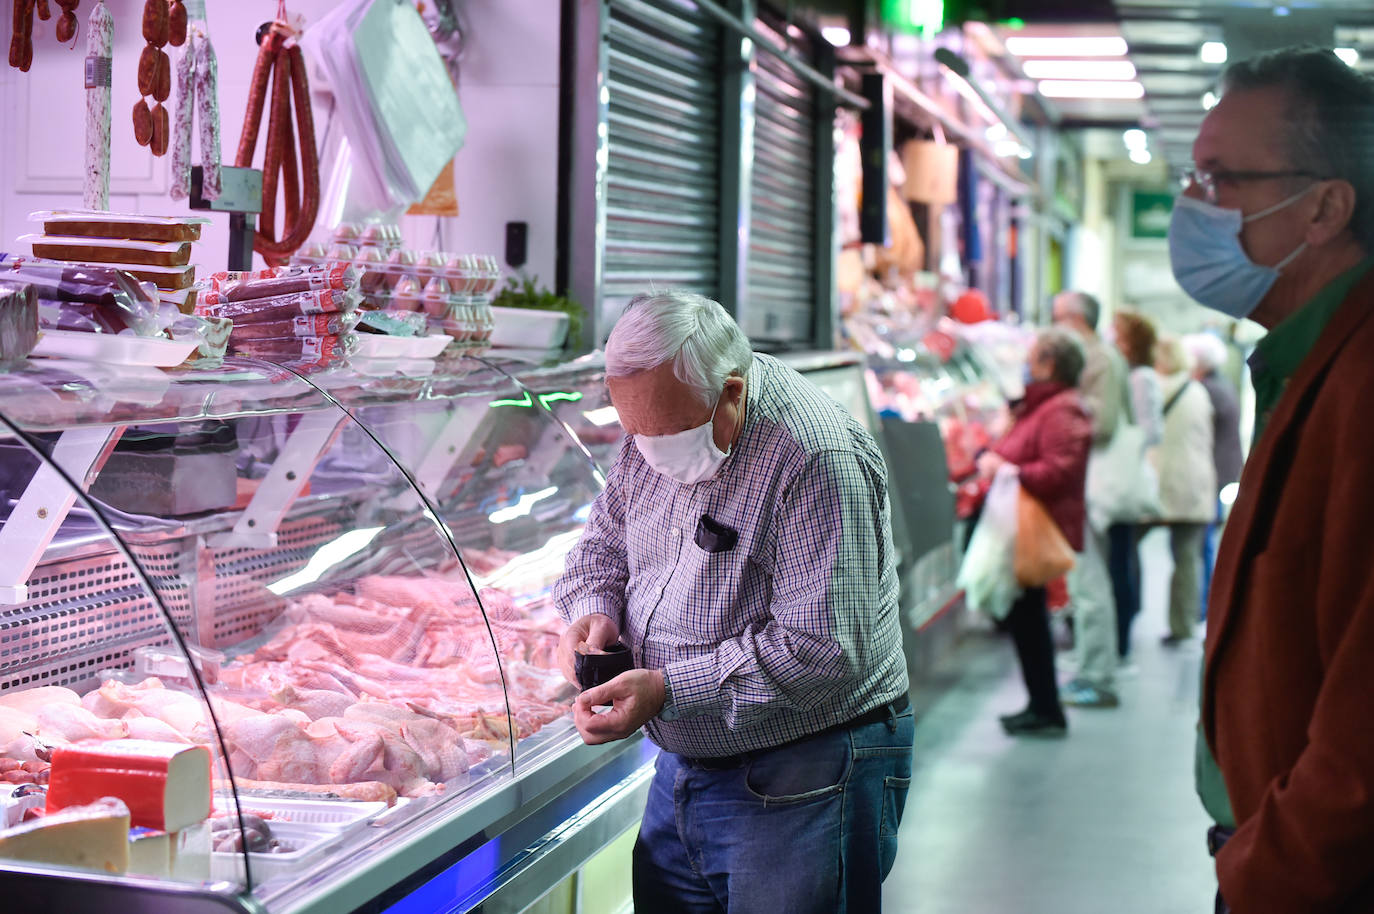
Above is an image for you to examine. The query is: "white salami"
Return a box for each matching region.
[169,34,196,200]
[194,27,222,200]
[83,1,114,211]
[168,3,221,202]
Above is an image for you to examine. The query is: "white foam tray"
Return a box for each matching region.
[31,330,197,367]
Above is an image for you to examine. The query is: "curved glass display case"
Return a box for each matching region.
[0,354,651,914]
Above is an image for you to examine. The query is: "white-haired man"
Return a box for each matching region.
[1182,332,1243,618]
[554,290,912,912]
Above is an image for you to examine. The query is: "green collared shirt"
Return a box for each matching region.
[1195,256,1374,828]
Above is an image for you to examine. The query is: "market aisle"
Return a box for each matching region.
[884,530,1218,914]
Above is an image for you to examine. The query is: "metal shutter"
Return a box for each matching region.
[604,0,723,314]
[744,18,818,344]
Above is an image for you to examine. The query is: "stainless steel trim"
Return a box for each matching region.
[691,0,869,109]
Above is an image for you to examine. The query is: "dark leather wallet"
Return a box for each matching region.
[575,641,634,690]
[695,513,738,553]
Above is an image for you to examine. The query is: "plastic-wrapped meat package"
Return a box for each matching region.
[196,288,357,322]
[357,308,426,337]
[200,263,357,304]
[228,312,355,341]
[169,312,231,363]
[0,257,167,337]
[228,333,356,371]
[0,281,38,362]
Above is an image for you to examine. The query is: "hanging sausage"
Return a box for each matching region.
[170,0,222,202]
[83,0,111,209]
[235,5,319,265]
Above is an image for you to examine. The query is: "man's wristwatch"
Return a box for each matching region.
[659,674,681,722]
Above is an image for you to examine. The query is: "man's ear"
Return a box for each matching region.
[1307,179,1357,247]
[724,375,746,404]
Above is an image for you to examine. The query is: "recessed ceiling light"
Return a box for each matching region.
[1129,148,1153,165]
[821,26,851,47]
[1037,80,1145,100]
[1123,128,1148,150]
[986,123,1008,141]
[1274,5,1290,15]
[994,139,1024,158]
[1021,59,1137,80]
[1004,36,1128,58]
[1202,91,1219,110]
[1200,41,1227,64]
[1335,47,1360,66]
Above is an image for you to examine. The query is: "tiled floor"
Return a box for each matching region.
[884,529,1219,914]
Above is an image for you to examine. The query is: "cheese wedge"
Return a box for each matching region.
[0,797,130,873]
[48,740,211,833]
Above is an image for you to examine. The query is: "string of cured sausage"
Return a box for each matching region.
[235,8,319,266]
[10,0,81,72]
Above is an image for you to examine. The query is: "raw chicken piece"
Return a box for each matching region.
[215,776,397,805]
[268,685,354,721]
[86,679,209,740]
[123,714,192,744]
[36,704,128,742]
[224,714,319,784]
[0,686,81,715]
[304,718,387,783]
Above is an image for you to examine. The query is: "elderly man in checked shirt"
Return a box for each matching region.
[554,290,913,913]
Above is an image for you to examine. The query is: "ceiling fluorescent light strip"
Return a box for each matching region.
[1037,80,1145,100]
[1005,36,1128,58]
[1021,59,1136,80]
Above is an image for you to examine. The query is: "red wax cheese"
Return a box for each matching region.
[47,740,212,833]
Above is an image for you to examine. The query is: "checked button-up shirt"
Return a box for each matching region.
[555,353,909,758]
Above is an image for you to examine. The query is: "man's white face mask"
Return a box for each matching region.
[634,393,730,485]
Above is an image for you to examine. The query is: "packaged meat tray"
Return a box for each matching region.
[197,288,358,322]
[228,312,356,341]
[22,234,194,268]
[31,210,207,243]
[202,263,357,303]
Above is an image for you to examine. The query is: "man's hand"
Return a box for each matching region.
[573,669,666,745]
[557,613,621,687]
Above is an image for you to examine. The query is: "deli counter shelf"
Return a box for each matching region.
[0,352,650,913]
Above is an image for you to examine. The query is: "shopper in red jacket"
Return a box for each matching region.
[977,327,1093,737]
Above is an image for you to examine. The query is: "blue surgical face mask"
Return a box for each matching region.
[1168,187,1313,319]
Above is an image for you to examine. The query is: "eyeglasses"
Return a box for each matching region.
[1180,167,1323,204]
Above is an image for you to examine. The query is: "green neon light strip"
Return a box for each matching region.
[487,391,584,409]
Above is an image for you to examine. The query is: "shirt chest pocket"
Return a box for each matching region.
[658,545,771,645]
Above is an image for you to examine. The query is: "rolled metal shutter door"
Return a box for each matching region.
[604,0,723,315]
[745,18,818,345]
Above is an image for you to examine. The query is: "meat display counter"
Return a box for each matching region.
[0,354,654,914]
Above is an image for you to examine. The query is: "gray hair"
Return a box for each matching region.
[1057,290,1102,330]
[1155,334,1192,376]
[605,290,754,406]
[1183,333,1227,374]
[1036,327,1086,387]
[1222,46,1374,251]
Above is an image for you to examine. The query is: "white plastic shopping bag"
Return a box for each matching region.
[957,465,1021,620]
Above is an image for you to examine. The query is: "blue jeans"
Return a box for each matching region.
[633,707,916,913]
[1201,499,1223,621]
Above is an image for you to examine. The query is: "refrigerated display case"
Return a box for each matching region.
[0,354,653,914]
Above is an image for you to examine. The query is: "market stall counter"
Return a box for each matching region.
[0,354,651,913]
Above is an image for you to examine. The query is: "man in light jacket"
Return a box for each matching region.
[1051,291,1124,708]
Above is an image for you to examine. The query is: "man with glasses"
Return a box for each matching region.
[1174,47,1374,912]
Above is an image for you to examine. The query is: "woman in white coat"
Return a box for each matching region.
[1153,335,1216,643]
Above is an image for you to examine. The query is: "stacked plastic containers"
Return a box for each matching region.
[293,223,498,356]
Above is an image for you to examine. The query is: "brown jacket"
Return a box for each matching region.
[1205,271,1374,912]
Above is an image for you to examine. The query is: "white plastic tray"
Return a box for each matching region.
[31,330,198,367]
[210,821,340,884]
[353,332,450,360]
[490,306,569,350]
[217,797,388,832]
